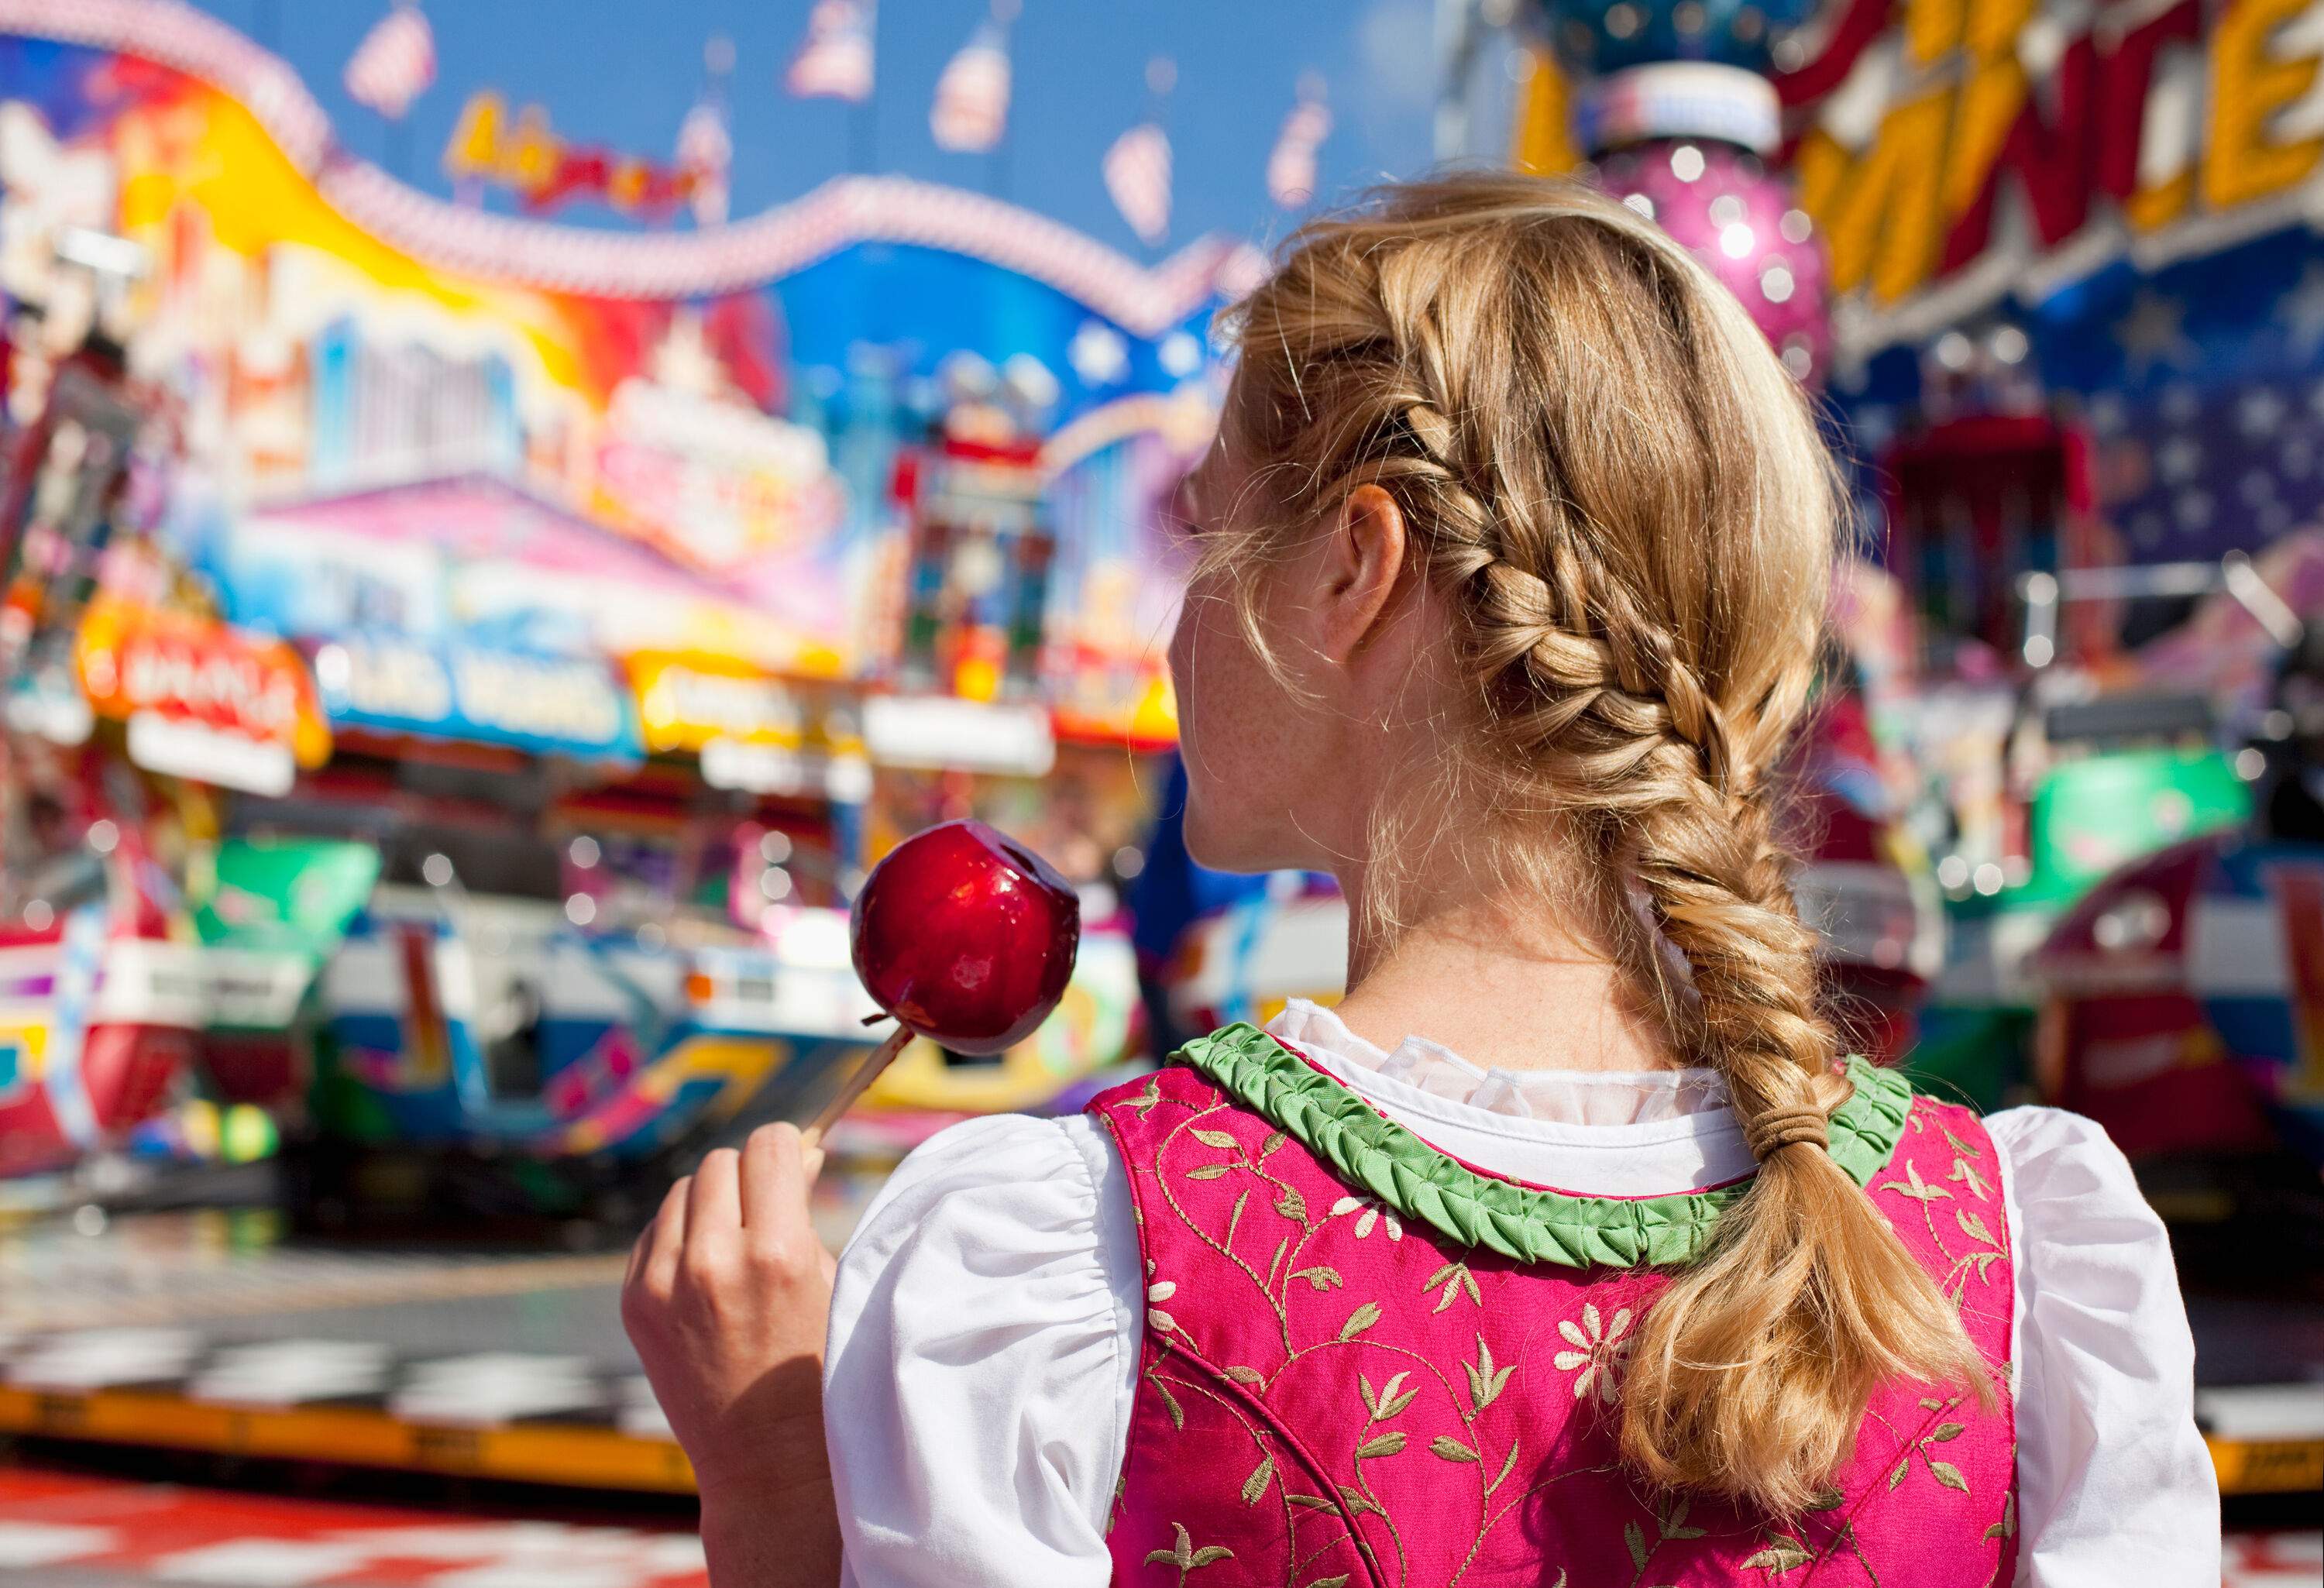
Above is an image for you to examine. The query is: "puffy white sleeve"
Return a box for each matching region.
[1989,1106,2221,1588]
[823,1112,1143,1588]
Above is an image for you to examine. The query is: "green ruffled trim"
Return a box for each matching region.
[1170,1023,1914,1270]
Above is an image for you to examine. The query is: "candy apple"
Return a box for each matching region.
[850,819,1081,1057]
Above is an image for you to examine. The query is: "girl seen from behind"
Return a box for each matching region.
[624,173,2219,1586]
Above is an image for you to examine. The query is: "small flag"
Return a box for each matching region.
[787,0,875,103]
[343,2,435,121]
[676,99,731,225]
[930,19,1011,153]
[1267,89,1332,209]
[1105,122,1171,246]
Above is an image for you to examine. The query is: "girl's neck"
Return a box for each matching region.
[1332,885,1683,1078]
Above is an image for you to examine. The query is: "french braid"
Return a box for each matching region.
[1217,174,1990,1516]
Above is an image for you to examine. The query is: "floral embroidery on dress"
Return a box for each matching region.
[1741,1531,1814,1575]
[1887,1396,1975,1493]
[1143,1521,1233,1582]
[1466,1332,1516,1414]
[1330,1194,1404,1241]
[1147,1277,1180,1335]
[1620,1492,1708,1586]
[1552,1301,1635,1405]
[1423,1260,1482,1313]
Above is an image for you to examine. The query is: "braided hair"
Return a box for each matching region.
[1209,174,1991,1516]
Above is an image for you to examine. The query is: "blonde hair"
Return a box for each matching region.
[1210,173,1990,1516]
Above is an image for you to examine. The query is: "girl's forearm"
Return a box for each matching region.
[624,1125,843,1588]
[696,1409,843,1588]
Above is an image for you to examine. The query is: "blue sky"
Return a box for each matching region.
[187,0,1482,257]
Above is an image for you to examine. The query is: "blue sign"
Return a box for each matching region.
[311,636,641,762]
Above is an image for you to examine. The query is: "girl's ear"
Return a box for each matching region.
[1316,483,1411,665]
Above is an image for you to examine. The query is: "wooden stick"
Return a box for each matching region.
[800,1023,915,1150]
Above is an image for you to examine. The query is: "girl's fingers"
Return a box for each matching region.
[740,1123,816,1253]
[689,1147,743,1236]
[740,1122,827,1226]
[738,1123,793,1231]
[622,1218,650,1290]
[640,1175,690,1291]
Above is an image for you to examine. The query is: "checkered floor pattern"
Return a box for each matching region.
[1,1210,660,1448]
[0,1467,2312,1586]
[0,1469,704,1588]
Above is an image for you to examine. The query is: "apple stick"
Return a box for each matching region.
[800,1023,915,1150]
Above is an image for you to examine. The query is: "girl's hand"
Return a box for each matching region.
[621,1122,841,1588]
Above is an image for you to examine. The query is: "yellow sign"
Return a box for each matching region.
[624,652,858,756]
[443,91,706,218]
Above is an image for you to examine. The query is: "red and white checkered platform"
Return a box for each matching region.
[0,1466,2310,1586]
[0,1468,705,1588]
[2224,1530,2323,1586]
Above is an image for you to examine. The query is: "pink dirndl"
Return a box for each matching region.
[1089,1026,2017,1586]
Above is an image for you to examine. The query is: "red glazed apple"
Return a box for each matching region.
[849,819,1080,1057]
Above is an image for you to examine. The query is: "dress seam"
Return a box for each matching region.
[1080,1109,1147,1548]
[1063,1121,1133,1485]
[1986,1111,2030,1412]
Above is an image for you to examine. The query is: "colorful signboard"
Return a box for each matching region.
[624,651,871,799]
[588,382,847,587]
[1511,0,2324,363]
[215,477,846,679]
[1780,0,2324,341]
[1498,0,2324,575]
[311,636,641,762]
[72,596,329,795]
[442,91,713,219]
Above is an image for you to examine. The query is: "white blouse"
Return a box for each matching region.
[822,1001,2221,1587]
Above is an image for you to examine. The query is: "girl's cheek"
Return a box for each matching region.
[1165,604,1198,720]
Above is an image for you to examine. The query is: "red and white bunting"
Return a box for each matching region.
[786,0,874,104]
[0,0,1272,321]
[1267,94,1332,210]
[1104,122,1170,246]
[342,1,433,121]
[930,19,1009,153]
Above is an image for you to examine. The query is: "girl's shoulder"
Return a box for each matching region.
[822,1114,1147,1583]
[1902,1098,2162,1263]
[1973,1103,2220,1565]
[1977,1102,2150,1211]
[841,1109,1123,1267]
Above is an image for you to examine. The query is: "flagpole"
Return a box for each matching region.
[853,0,882,172]
[1147,54,1174,259]
[988,0,1017,198]
[691,34,736,225]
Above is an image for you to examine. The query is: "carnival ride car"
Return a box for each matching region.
[0,779,202,1179]
[179,822,882,1225]
[0,347,208,1178]
[2030,606,2324,1249]
[5,766,1141,1216]
[1902,555,2290,1110]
